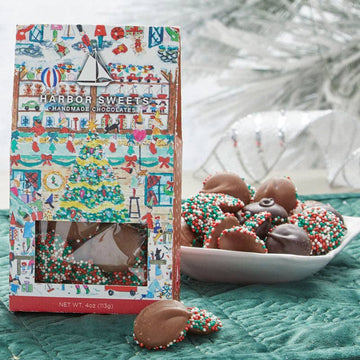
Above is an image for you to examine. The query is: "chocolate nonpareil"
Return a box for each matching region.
[218,226,267,253]
[133,300,223,350]
[302,200,344,223]
[181,172,346,257]
[70,224,146,271]
[239,198,288,225]
[188,306,222,335]
[204,215,240,248]
[133,300,190,349]
[201,173,251,205]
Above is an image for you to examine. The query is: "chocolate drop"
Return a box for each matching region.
[201,172,251,205]
[266,224,311,255]
[254,177,297,213]
[134,300,190,349]
[218,199,244,214]
[239,198,288,224]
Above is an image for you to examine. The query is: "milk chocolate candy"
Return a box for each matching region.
[201,172,251,205]
[134,300,190,349]
[71,224,145,271]
[46,221,112,251]
[254,177,297,214]
[205,215,240,248]
[266,223,311,255]
[218,226,267,253]
[240,198,288,225]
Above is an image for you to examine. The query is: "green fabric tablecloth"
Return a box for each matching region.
[1,193,360,360]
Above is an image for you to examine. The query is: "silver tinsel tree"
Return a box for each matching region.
[180,0,360,121]
[172,0,360,185]
[105,0,359,118]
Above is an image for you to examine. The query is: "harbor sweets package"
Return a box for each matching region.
[9,24,182,313]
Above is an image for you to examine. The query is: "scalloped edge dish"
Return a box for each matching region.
[180,216,360,284]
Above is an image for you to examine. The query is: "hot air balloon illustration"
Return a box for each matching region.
[41,67,62,90]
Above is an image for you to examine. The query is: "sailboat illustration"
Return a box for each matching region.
[61,25,75,40]
[77,50,113,87]
[157,84,168,99]
[143,85,153,98]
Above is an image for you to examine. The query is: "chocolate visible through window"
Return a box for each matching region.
[35,221,148,287]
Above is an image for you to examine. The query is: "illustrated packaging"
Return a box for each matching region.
[9,24,182,313]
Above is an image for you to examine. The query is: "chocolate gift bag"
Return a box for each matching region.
[9,24,181,313]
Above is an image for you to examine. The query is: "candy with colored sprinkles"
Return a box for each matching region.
[203,213,240,248]
[181,173,347,257]
[239,211,272,239]
[181,219,203,247]
[70,223,146,272]
[133,301,223,350]
[302,200,344,223]
[35,224,147,286]
[289,207,346,255]
[181,193,244,237]
[201,172,251,205]
[218,226,267,253]
[133,300,190,350]
[187,306,222,335]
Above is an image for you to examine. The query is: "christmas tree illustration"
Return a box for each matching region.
[55,131,128,222]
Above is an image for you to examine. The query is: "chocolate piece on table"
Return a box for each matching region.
[188,306,222,335]
[254,177,297,214]
[134,300,190,349]
[201,172,251,205]
[218,226,267,253]
[266,223,311,255]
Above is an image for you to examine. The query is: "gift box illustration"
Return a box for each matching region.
[9,24,182,313]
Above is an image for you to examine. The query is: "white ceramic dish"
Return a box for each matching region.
[180,216,360,284]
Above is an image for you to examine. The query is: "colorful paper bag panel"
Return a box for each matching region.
[10,24,182,313]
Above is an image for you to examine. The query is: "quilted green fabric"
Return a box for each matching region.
[1,193,360,360]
